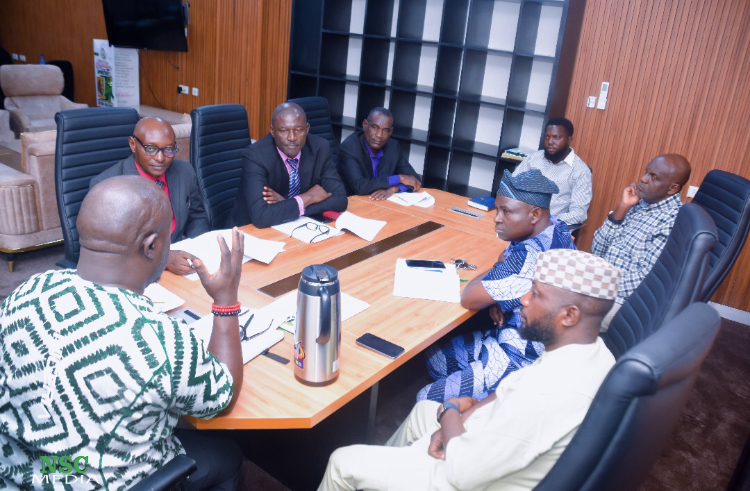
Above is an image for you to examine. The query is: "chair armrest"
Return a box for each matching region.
[23,141,60,230]
[6,108,31,135]
[0,164,40,235]
[59,97,88,111]
[129,455,197,491]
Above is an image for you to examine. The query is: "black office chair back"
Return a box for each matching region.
[603,203,717,358]
[691,169,750,301]
[287,96,338,162]
[190,104,251,230]
[534,303,721,491]
[47,60,75,101]
[55,107,139,268]
[129,455,197,491]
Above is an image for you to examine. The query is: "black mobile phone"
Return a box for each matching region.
[405,259,445,269]
[356,333,405,359]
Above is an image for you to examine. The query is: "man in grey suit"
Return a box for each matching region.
[90,117,208,275]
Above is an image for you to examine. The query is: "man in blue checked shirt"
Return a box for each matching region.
[592,154,691,331]
[418,169,576,403]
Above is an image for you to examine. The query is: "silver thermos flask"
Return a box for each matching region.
[294,265,341,386]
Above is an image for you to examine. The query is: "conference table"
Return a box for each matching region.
[161,189,503,430]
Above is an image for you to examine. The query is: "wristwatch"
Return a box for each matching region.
[437,401,461,423]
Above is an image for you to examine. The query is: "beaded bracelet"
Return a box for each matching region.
[211,302,241,317]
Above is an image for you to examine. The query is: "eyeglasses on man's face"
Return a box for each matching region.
[132,135,179,157]
[291,221,330,243]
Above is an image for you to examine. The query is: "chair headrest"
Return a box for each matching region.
[0,64,64,97]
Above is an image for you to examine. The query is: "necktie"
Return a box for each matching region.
[287,158,301,198]
[155,180,164,190]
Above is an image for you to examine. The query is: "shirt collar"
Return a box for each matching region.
[561,148,576,167]
[365,141,383,159]
[277,147,301,162]
[639,192,683,211]
[134,157,166,184]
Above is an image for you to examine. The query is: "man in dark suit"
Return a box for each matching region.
[228,102,347,228]
[338,107,421,199]
[90,116,208,275]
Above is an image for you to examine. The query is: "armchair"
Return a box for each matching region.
[0,131,63,272]
[0,64,87,137]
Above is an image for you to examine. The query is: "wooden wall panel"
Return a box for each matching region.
[0,0,292,139]
[0,0,108,106]
[565,0,750,310]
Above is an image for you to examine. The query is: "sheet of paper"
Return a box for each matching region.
[387,191,435,208]
[392,258,460,303]
[144,283,185,312]
[189,309,284,364]
[217,229,285,264]
[172,230,271,281]
[335,211,387,241]
[263,290,371,335]
[272,217,343,244]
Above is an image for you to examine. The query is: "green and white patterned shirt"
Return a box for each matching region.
[0,270,233,490]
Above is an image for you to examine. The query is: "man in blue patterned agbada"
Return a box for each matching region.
[419,169,576,402]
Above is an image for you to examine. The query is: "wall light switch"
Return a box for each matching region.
[191,87,198,96]
[19,54,26,62]
[12,53,18,60]
[587,96,596,108]
[597,81,609,110]
[686,185,699,199]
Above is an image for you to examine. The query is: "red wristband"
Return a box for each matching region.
[211,302,241,313]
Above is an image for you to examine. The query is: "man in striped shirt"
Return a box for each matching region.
[512,117,592,227]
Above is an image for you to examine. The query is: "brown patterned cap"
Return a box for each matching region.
[534,249,620,300]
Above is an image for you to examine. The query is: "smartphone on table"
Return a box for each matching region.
[405,260,445,269]
[356,333,405,359]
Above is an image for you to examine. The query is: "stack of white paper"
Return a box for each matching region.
[172,229,285,281]
[264,290,371,334]
[388,191,435,208]
[187,290,370,363]
[272,217,343,244]
[335,211,386,241]
[392,258,460,303]
[144,283,185,312]
[189,309,284,365]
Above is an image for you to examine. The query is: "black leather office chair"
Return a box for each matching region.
[603,203,718,358]
[47,60,75,102]
[534,302,721,491]
[691,169,750,301]
[55,107,139,268]
[190,104,251,230]
[287,96,338,163]
[129,455,197,491]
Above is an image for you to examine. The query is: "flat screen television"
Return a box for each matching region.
[101,0,188,52]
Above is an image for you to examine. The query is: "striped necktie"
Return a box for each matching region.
[155,180,165,190]
[287,158,301,198]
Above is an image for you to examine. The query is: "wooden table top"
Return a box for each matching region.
[167,193,506,429]
[351,188,498,240]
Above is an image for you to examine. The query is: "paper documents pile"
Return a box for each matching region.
[273,217,343,244]
[189,290,370,363]
[335,211,386,241]
[172,229,285,280]
[388,191,435,208]
[392,258,460,303]
[189,309,284,365]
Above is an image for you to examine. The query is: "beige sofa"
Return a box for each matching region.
[0,121,191,272]
[0,64,88,137]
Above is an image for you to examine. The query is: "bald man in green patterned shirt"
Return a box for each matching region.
[0,176,245,490]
